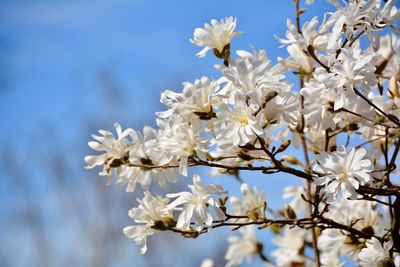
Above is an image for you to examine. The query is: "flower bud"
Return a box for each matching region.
[283,204,297,219]
[389,75,399,98]
[282,155,300,165]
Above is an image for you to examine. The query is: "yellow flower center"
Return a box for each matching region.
[240,118,249,126]
[338,167,349,181]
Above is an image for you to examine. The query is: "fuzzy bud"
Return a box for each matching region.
[389,75,399,98]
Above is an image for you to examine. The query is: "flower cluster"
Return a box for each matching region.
[86,1,400,266]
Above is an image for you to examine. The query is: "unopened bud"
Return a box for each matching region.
[277,140,291,153]
[183,231,199,239]
[346,123,359,131]
[380,258,396,267]
[238,151,254,161]
[283,204,297,219]
[389,75,399,98]
[256,242,263,253]
[282,155,300,165]
[268,224,281,234]
[218,196,229,207]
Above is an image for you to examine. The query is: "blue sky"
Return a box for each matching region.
[0,1,344,266]
[0,0,335,142]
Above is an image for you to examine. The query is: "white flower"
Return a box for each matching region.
[276,17,328,51]
[331,45,376,91]
[230,183,266,220]
[128,191,173,225]
[216,49,298,127]
[157,77,222,122]
[115,126,177,192]
[123,225,154,255]
[262,92,299,127]
[318,229,348,260]
[380,0,400,27]
[358,238,394,267]
[164,174,226,231]
[158,120,209,176]
[200,259,215,267]
[320,255,344,267]
[327,0,383,49]
[272,226,307,266]
[284,44,314,73]
[318,198,385,261]
[313,146,372,202]
[214,94,264,147]
[123,191,173,254]
[116,166,152,192]
[190,17,241,58]
[373,33,400,76]
[216,49,291,105]
[225,226,259,267]
[85,122,133,177]
[326,198,380,235]
[283,185,315,217]
[300,78,337,131]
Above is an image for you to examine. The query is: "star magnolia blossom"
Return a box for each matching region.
[190,16,241,58]
[85,122,133,177]
[230,183,266,220]
[272,226,308,266]
[86,1,400,264]
[216,49,291,104]
[157,77,222,122]
[276,17,328,51]
[200,259,215,267]
[121,126,178,191]
[318,198,385,261]
[164,174,226,231]
[313,146,372,202]
[158,121,208,176]
[214,94,264,147]
[225,226,259,267]
[123,191,173,254]
[358,238,395,267]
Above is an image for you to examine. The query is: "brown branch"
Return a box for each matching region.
[307,45,330,72]
[357,186,400,197]
[162,215,387,246]
[292,2,321,264]
[353,87,400,127]
[392,197,400,252]
[338,107,398,129]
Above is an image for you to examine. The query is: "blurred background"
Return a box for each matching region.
[0,1,346,266]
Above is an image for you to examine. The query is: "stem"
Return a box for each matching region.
[392,197,400,252]
[348,30,365,47]
[300,119,321,267]
[167,215,388,244]
[293,1,321,264]
[307,45,330,72]
[126,157,400,196]
[294,0,302,34]
[338,107,397,129]
[353,87,400,127]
